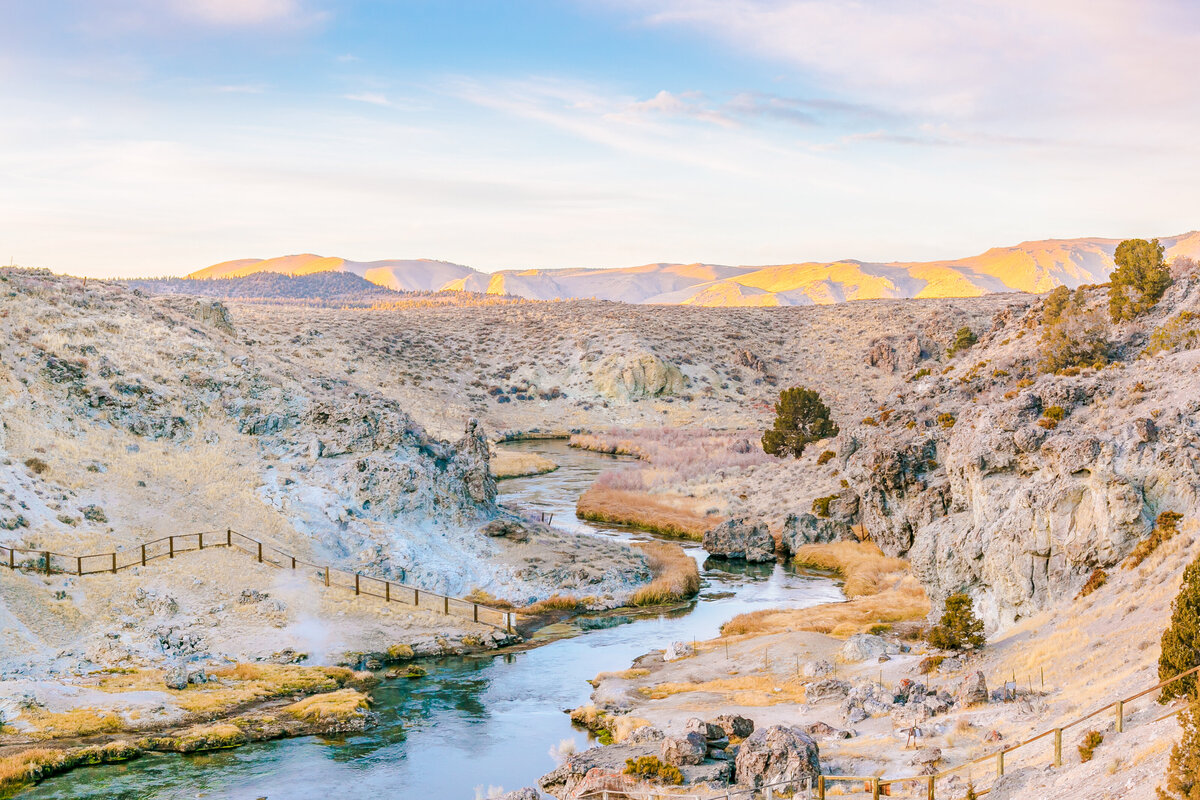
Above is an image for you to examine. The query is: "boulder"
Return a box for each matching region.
[685,718,725,740]
[163,663,189,690]
[839,634,899,663]
[957,671,988,706]
[703,518,776,562]
[803,721,851,739]
[663,641,695,661]
[624,726,665,744]
[593,352,685,400]
[539,743,656,797]
[711,714,755,740]
[195,300,234,334]
[482,518,532,543]
[496,789,541,800]
[909,747,942,774]
[804,678,850,704]
[781,512,854,552]
[662,732,707,766]
[734,725,821,790]
[802,659,834,679]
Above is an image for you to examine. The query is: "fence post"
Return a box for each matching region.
[927,775,935,800]
[444,595,449,615]
[414,588,420,605]
[996,750,1004,777]
[43,551,50,575]
[473,604,479,623]
[507,613,514,634]
[227,529,232,547]
[765,787,774,800]
[1054,728,1062,767]
[818,776,825,800]
[1116,700,1124,733]
[291,556,296,569]
[324,567,330,587]
[872,777,881,800]
[8,548,13,569]
[385,582,390,602]
[257,542,263,563]
[141,544,147,566]
[355,574,360,596]
[199,531,204,550]
[77,556,82,576]
[111,552,117,574]
[169,537,174,559]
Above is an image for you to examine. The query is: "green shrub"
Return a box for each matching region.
[1159,698,1200,800]
[927,592,986,651]
[812,495,838,518]
[936,412,956,429]
[947,327,978,357]
[1039,312,1113,374]
[1146,311,1200,356]
[762,387,838,458]
[1109,238,1171,322]
[918,655,946,675]
[1078,730,1104,762]
[910,367,931,381]
[624,756,683,785]
[1160,546,1200,702]
[1041,285,1072,326]
[816,450,836,466]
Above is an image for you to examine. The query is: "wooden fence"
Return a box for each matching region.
[0,529,515,632]
[574,663,1200,800]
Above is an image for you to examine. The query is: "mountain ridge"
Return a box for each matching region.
[187,232,1200,306]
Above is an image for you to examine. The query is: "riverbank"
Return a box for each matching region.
[491,448,560,480]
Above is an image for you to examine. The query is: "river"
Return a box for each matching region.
[23,440,841,800]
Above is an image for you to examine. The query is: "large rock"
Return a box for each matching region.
[593,352,685,400]
[662,732,707,766]
[704,518,776,562]
[195,300,234,334]
[957,671,989,706]
[734,725,821,790]
[495,789,541,800]
[781,511,856,553]
[663,641,695,661]
[539,742,655,797]
[839,634,899,663]
[711,714,755,739]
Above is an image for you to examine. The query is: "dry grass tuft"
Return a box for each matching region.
[722,542,928,637]
[628,541,700,606]
[640,675,808,706]
[283,689,370,726]
[142,723,247,753]
[173,663,355,715]
[23,708,124,740]
[521,594,596,614]
[0,742,137,796]
[576,486,713,541]
[490,449,558,479]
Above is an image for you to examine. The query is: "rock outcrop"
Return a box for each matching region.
[592,351,685,400]
[703,518,776,562]
[734,725,821,790]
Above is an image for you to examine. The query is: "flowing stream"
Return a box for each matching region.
[24,440,841,800]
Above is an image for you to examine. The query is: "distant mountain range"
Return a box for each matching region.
[187,232,1200,306]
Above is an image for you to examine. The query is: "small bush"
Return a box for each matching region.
[936,412,956,429]
[812,495,838,518]
[861,417,878,426]
[1042,285,1072,326]
[816,450,835,466]
[762,387,839,458]
[1079,730,1104,762]
[927,592,986,651]
[23,457,48,475]
[624,755,684,785]
[910,367,931,381]
[947,327,978,357]
[918,655,946,675]
[1127,510,1184,569]
[1078,569,1107,598]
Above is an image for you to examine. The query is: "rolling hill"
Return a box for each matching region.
[186,232,1200,306]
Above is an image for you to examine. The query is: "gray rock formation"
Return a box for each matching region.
[662,731,708,766]
[703,518,776,562]
[734,725,821,790]
[495,789,541,800]
[839,634,899,663]
[593,351,685,400]
[957,671,988,706]
[195,300,234,334]
[711,714,755,739]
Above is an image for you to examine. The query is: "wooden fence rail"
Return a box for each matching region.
[0,530,515,633]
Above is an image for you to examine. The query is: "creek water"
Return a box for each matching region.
[24,440,841,800]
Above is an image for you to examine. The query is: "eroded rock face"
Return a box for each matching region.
[957,671,988,706]
[711,714,755,739]
[839,634,899,663]
[662,732,708,766]
[703,518,776,562]
[733,725,820,790]
[195,300,234,335]
[592,351,685,400]
[866,334,923,373]
[781,512,854,553]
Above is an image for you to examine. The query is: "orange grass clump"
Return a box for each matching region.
[629,541,701,606]
[576,486,713,541]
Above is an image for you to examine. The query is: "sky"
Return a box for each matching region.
[2,0,1200,278]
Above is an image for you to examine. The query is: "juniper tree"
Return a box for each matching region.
[1110,238,1171,322]
[761,387,838,458]
[1161,550,1200,702]
[928,592,986,651]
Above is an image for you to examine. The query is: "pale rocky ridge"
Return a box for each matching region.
[186,231,1200,306]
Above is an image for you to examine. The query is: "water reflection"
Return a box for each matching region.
[24,440,842,800]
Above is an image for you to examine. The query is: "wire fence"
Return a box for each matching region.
[0,529,515,632]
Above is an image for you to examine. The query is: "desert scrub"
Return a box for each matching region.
[624,755,683,785]
[946,326,977,356]
[1126,511,1184,569]
[1038,405,1067,429]
[1078,569,1107,598]
[811,494,837,518]
[927,593,986,651]
[936,412,956,429]
[816,449,836,466]
[791,542,910,598]
[22,708,124,740]
[1078,730,1104,762]
[0,742,138,797]
[918,656,946,675]
[141,723,248,753]
[521,594,593,614]
[284,689,370,727]
[386,644,415,661]
[629,541,700,606]
[569,705,615,744]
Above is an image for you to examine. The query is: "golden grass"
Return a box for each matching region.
[640,675,808,706]
[463,589,516,610]
[0,742,138,798]
[629,541,700,606]
[142,723,247,753]
[521,593,597,615]
[567,705,651,744]
[174,663,355,715]
[22,708,124,740]
[283,689,369,725]
[592,668,650,682]
[490,449,558,479]
[722,542,928,637]
[791,541,911,598]
[576,486,713,541]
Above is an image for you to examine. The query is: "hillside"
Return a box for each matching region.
[186,232,1200,306]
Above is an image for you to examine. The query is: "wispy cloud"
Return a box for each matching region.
[172,0,323,27]
[343,92,397,108]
